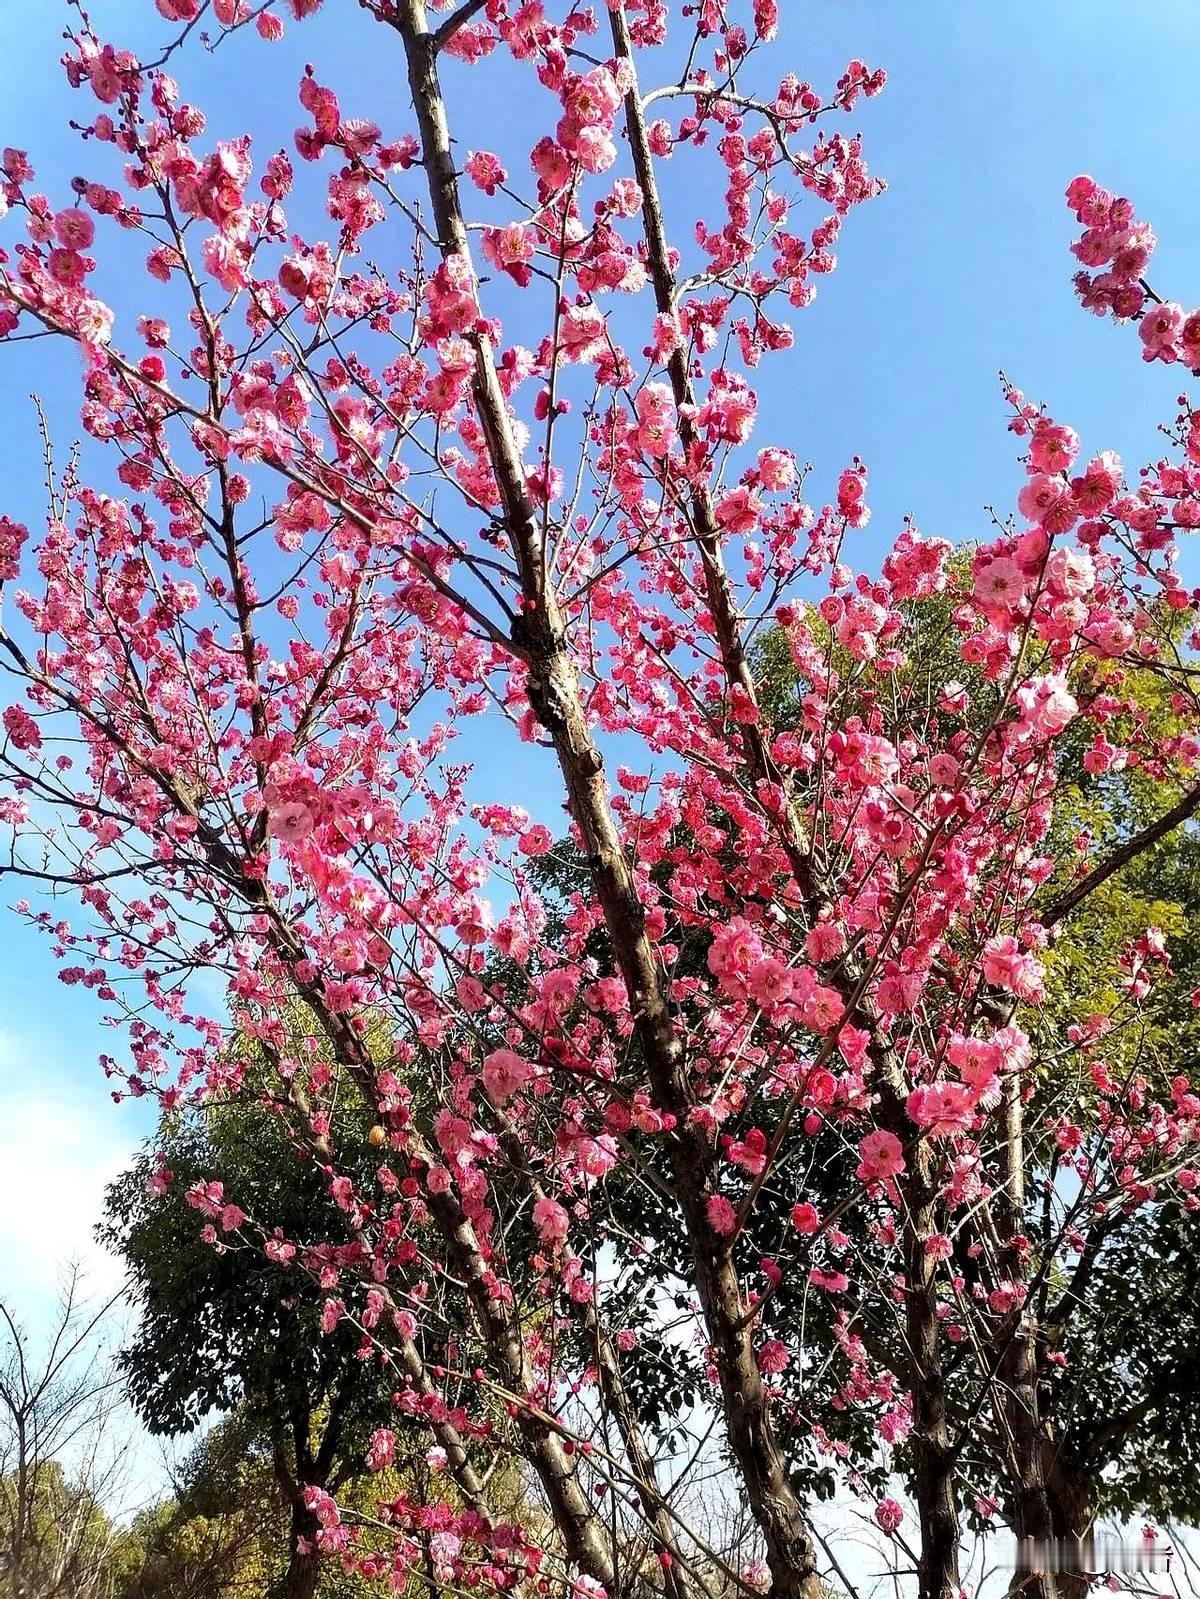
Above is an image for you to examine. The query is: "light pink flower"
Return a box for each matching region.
[1139,300,1183,359]
[1046,545,1095,597]
[973,554,1025,611]
[906,1082,975,1139]
[482,1048,532,1103]
[757,446,796,490]
[533,1196,570,1246]
[269,800,315,843]
[1015,673,1078,738]
[856,1130,905,1184]
[367,1428,395,1471]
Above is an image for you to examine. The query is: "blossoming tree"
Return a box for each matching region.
[2,4,1199,1599]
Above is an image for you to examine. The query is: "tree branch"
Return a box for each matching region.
[432,0,488,50]
[1040,781,1200,930]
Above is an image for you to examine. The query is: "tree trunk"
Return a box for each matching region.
[990,1073,1060,1599]
[281,1500,321,1599]
[1044,1455,1093,1599]
[282,1549,321,1599]
[999,1318,1061,1599]
[905,1191,962,1599]
[11,1426,29,1599]
[388,7,823,1597]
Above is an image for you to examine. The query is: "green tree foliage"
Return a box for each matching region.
[117,1411,366,1599]
[99,1097,388,1449]
[99,1089,405,1598]
[100,1035,536,1599]
[0,1459,128,1599]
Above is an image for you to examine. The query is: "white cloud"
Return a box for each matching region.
[0,1024,176,1517]
[0,1025,140,1322]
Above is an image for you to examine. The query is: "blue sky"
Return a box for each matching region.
[1,0,1199,1514]
[2,0,1199,1289]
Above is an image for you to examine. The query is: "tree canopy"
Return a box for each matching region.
[3,7,1200,1599]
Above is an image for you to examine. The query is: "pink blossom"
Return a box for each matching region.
[1139,300,1184,360]
[805,923,845,962]
[981,935,1045,1001]
[1046,545,1095,597]
[715,485,762,535]
[1015,674,1078,739]
[532,1197,570,1246]
[269,800,315,843]
[728,1127,769,1174]
[1071,450,1122,513]
[1029,422,1079,474]
[564,67,622,128]
[973,555,1025,612]
[802,984,845,1034]
[186,1180,224,1218]
[948,1034,1003,1102]
[3,706,41,753]
[757,446,796,490]
[481,222,535,286]
[856,1130,905,1184]
[757,1338,790,1374]
[740,1561,771,1594]
[837,465,870,528]
[874,1498,904,1534]
[53,208,95,250]
[906,1083,975,1139]
[746,956,794,1011]
[634,382,678,457]
[987,1281,1027,1316]
[559,304,607,363]
[809,1268,849,1293]
[482,1048,532,1103]
[302,1484,340,1527]
[928,752,959,787]
[790,1202,821,1234]
[1017,473,1078,534]
[706,1194,738,1235]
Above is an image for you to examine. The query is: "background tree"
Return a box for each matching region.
[101,1085,428,1599]
[0,1271,131,1599]
[116,1412,281,1599]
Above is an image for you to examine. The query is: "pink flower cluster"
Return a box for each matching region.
[2,8,1200,1593]
[1068,176,1200,366]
